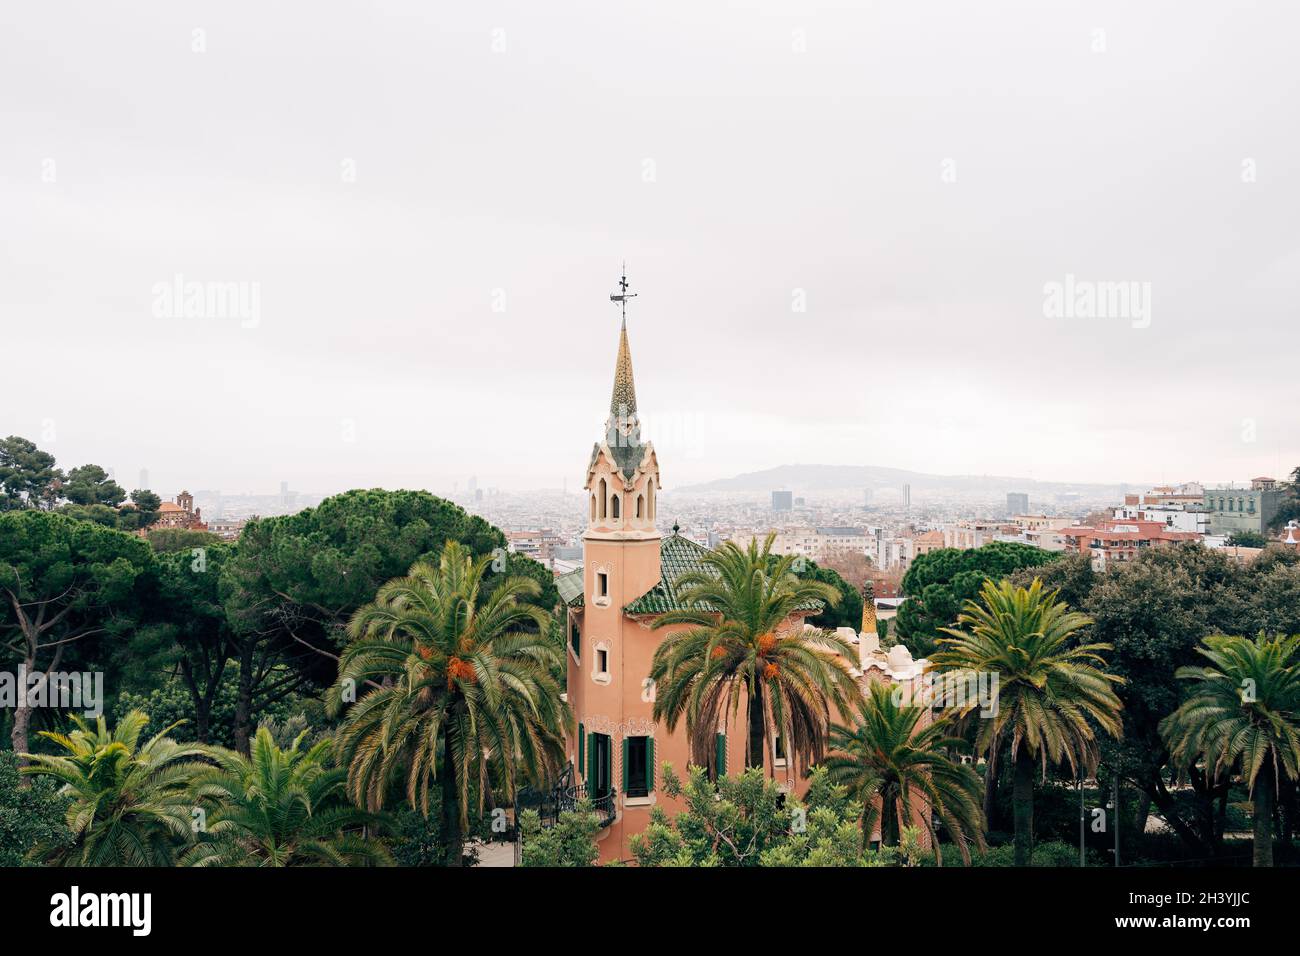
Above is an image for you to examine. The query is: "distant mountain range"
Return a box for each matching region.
[671,464,1141,499]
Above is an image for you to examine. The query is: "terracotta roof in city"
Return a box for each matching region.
[158,502,184,512]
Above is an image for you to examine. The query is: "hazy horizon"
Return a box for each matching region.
[5,2,1298,499]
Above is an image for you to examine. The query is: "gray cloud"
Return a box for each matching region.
[3,1,1296,496]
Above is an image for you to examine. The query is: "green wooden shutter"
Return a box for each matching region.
[588,734,597,786]
[716,733,726,777]
[578,723,585,774]
[646,737,655,792]
[621,737,629,792]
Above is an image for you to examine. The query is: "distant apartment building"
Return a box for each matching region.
[505,530,546,559]
[943,519,1014,550]
[207,518,247,541]
[815,526,869,556]
[874,534,914,571]
[744,526,870,562]
[1012,514,1073,533]
[1058,519,1201,570]
[1111,502,1209,534]
[911,529,945,558]
[1006,492,1029,516]
[1202,478,1286,537]
[1020,528,1068,551]
[1125,482,1205,509]
[771,490,793,512]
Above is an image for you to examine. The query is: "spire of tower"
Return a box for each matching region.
[608,265,638,417]
[610,321,638,417]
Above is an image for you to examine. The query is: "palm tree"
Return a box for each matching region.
[329,540,567,866]
[932,578,1123,866]
[20,710,207,866]
[823,681,986,864]
[183,726,392,866]
[1160,633,1300,867]
[649,533,859,778]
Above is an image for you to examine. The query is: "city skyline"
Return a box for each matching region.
[5,2,1298,496]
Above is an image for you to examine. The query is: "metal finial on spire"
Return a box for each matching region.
[609,261,637,324]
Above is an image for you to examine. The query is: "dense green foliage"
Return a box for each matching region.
[184,726,391,866]
[649,533,858,776]
[330,540,567,865]
[0,750,70,865]
[933,579,1123,865]
[520,801,602,867]
[896,541,1058,656]
[1161,634,1300,866]
[7,458,1300,868]
[630,765,895,867]
[824,682,985,862]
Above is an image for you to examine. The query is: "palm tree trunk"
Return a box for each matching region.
[442,724,463,867]
[983,756,998,831]
[883,792,899,846]
[1013,751,1035,866]
[1253,778,1274,867]
[747,685,765,771]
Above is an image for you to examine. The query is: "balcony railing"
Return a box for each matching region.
[515,776,617,831]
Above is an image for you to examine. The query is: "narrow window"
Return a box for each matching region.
[597,572,608,598]
[599,478,608,518]
[597,647,608,674]
[623,735,653,797]
[636,495,644,519]
[611,494,620,519]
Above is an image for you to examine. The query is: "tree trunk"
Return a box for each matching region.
[442,723,463,867]
[1144,770,1213,859]
[10,702,31,758]
[195,701,211,744]
[233,645,255,756]
[747,685,765,771]
[983,756,999,831]
[1013,751,1035,866]
[1254,778,1275,867]
[882,792,899,846]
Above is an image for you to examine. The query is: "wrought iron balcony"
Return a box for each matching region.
[516,773,617,831]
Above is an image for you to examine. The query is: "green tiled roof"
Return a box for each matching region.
[624,533,719,615]
[624,533,826,617]
[564,533,826,617]
[556,568,584,607]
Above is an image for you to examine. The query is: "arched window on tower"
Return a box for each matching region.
[598,478,608,519]
[636,494,644,519]
[647,479,656,520]
[612,494,621,519]
[590,494,597,521]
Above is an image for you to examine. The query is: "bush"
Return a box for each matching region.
[0,751,71,866]
[519,802,601,867]
[968,841,1093,867]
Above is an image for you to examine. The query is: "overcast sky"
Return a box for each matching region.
[3,1,1297,498]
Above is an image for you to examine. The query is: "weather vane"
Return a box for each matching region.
[609,261,637,321]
